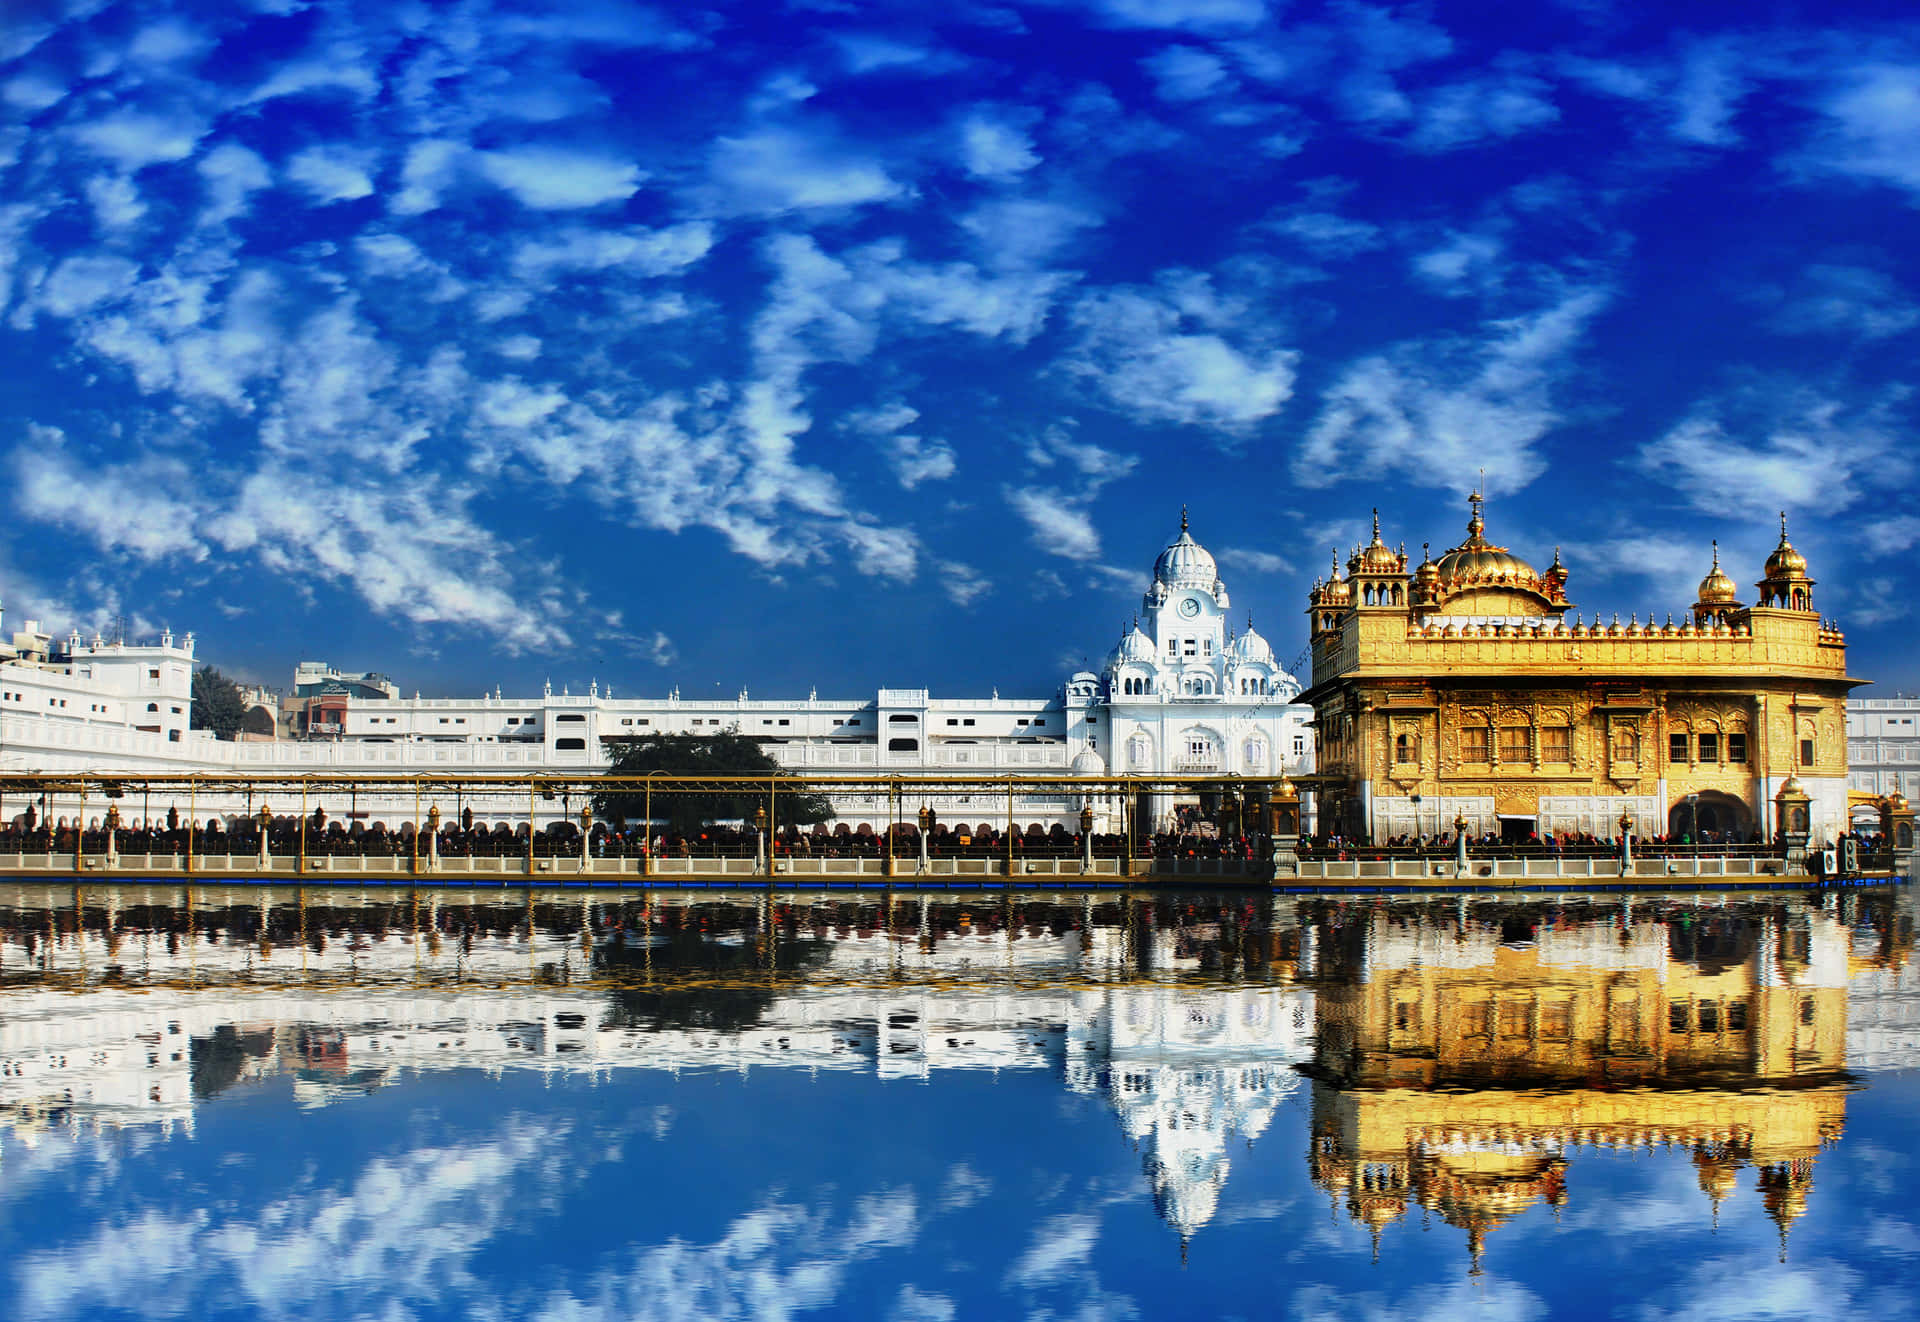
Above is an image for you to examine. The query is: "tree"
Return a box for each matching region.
[594,731,835,833]
[191,666,249,740]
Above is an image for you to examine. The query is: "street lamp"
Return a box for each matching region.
[1410,792,1423,845]
[1685,792,1700,847]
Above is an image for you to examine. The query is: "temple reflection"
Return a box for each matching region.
[0,886,1912,1264]
[1298,895,1913,1269]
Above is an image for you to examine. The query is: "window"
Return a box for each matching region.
[889,714,918,724]
[1728,732,1747,763]
[1498,725,1530,763]
[1462,727,1490,762]
[887,737,918,752]
[148,668,159,679]
[1183,639,1197,658]
[1541,726,1571,762]
[1801,737,1815,766]
[1293,735,1306,757]
[847,719,861,726]
[1394,733,1419,763]
[555,737,586,751]
[1670,732,1689,764]
[557,714,586,723]
[1611,727,1638,762]
[1697,732,1719,762]
[778,719,789,726]
[1202,639,1213,657]
[1032,718,1045,727]
[947,719,958,726]
[147,703,159,713]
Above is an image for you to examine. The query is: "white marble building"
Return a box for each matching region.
[0,520,1315,833]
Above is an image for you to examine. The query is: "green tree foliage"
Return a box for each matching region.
[594,732,835,833]
[190,666,249,740]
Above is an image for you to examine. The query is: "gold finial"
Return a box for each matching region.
[1330,547,1340,577]
[1466,488,1485,540]
[1371,508,1382,541]
[1180,505,1189,533]
[1779,510,1788,541]
[1422,541,1431,563]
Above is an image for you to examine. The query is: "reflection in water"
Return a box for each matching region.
[0,885,1915,1313]
[1297,897,1911,1269]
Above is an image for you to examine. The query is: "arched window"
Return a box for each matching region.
[147,702,158,712]
[1391,584,1403,605]
[1498,722,1531,763]
[1611,726,1638,762]
[1244,737,1267,769]
[1128,734,1153,771]
[1394,732,1419,763]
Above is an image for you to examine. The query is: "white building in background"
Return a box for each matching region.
[0,520,1315,831]
[1847,695,1920,803]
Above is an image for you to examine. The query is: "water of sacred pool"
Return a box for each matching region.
[0,886,1915,1320]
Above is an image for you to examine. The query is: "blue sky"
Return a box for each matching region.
[3,0,1918,699]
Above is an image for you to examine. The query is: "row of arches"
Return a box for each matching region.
[1125,730,1271,773]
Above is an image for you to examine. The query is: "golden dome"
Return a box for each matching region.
[1319,549,1352,605]
[1765,512,1809,578]
[1414,542,1440,585]
[1887,791,1909,813]
[1351,509,1403,574]
[1697,541,1739,604]
[1433,492,1539,585]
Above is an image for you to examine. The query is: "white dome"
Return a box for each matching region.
[1230,626,1274,666]
[1071,747,1107,775]
[1154,516,1218,591]
[1117,625,1154,663]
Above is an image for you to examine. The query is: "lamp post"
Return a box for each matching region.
[917,804,932,874]
[1080,803,1095,874]
[579,802,593,872]
[104,802,121,867]
[1454,810,1469,876]
[753,804,767,873]
[1410,792,1423,846]
[426,803,441,872]
[256,802,272,869]
[1619,808,1634,874]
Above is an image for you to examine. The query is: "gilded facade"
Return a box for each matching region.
[1301,498,1861,843]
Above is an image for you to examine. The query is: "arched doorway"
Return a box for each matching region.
[1667,790,1752,841]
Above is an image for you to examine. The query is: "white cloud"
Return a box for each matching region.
[1007,1212,1101,1285]
[938,561,991,607]
[1218,546,1290,574]
[84,174,147,231]
[1412,230,1507,293]
[70,108,205,171]
[10,428,204,561]
[1270,210,1383,259]
[1084,0,1269,31]
[1762,263,1919,340]
[1023,424,1137,491]
[842,403,958,489]
[703,126,904,217]
[128,19,212,66]
[3,70,66,112]
[1671,41,1749,146]
[477,146,642,209]
[1862,515,1920,556]
[197,143,272,226]
[1298,288,1607,497]
[1142,46,1235,102]
[510,223,715,280]
[958,198,1100,270]
[391,139,468,216]
[1007,488,1102,561]
[286,145,379,204]
[37,255,141,316]
[893,1285,958,1322]
[1638,387,1904,518]
[959,110,1040,178]
[1802,63,1920,199]
[1065,274,1297,433]
[1408,73,1559,151]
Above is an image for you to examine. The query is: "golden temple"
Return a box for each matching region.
[1301,497,1863,845]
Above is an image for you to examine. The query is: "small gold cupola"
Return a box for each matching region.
[1693,540,1742,626]
[1756,512,1815,611]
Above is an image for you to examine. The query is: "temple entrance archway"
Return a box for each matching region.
[1668,790,1752,841]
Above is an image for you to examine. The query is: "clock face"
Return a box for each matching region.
[1178,596,1201,618]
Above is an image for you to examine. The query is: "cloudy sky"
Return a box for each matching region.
[3,0,1917,699]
